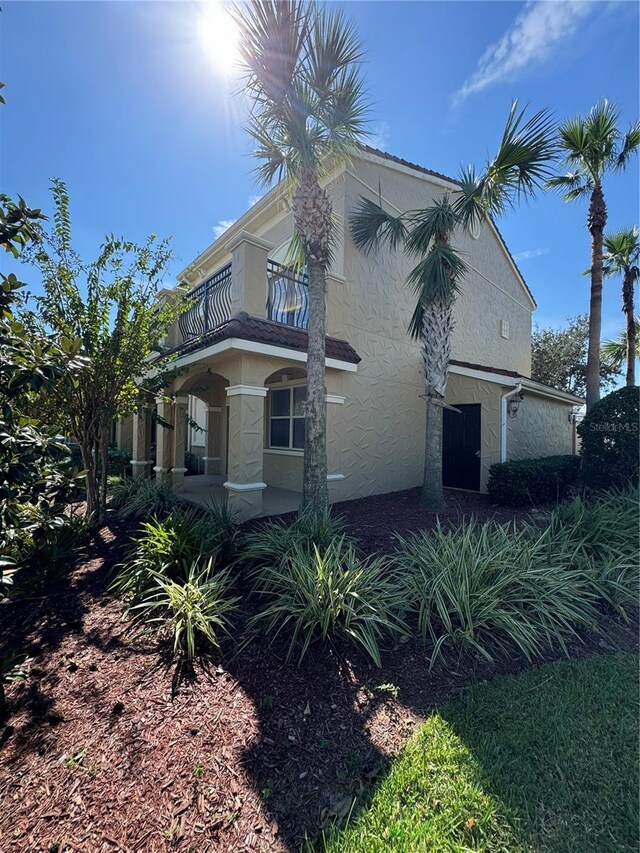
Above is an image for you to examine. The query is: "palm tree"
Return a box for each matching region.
[547,101,639,410]
[350,103,555,509]
[233,0,367,517]
[602,319,640,380]
[602,227,639,385]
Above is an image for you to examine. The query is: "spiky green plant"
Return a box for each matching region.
[125,559,238,660]
[0,652,29,704]
[249,537,409,666]
[243,507,351,568]
[112,505,240,599]
[109,477,182,519]
[395,520,599,668]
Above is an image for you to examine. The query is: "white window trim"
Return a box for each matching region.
[268,383,306,451]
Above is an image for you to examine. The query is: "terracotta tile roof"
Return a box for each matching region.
[163,312,361,365]
[360,145,537,309]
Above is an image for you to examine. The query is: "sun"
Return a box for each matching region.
[197,1,240,75]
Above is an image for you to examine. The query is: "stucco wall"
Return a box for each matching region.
[263,451,303,491]
[507,394,576,460]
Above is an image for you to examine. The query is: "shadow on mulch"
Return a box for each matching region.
[0,492,637,852]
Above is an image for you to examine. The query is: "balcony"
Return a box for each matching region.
[176,234,310,344]
[266,260,309,329]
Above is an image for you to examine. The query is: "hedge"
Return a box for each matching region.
[577,386,639,490]
[488,455,581,507]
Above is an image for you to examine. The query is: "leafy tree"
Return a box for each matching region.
[601,227,639,385]
[547,100,639,411]
[531,314,619,397]
[351,102,555,509]
[233,0,368,518]
[24,179,181,521]
[0,196,84,583]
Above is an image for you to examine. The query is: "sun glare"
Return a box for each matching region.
[197,1,240,75]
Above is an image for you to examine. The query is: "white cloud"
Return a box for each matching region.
[513,247,550,262]
[365,121,390,152]
[212,219,236,239]
[454,1,594,104]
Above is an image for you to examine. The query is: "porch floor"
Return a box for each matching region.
[180,474,301,517]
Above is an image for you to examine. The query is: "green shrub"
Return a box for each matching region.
[109,476,182,518]
[395,520,598,668]
[243,507,352,567]
[112,504,240,599]
[184,451,202,475]
[249,538,409,666]
[125,559,238,660]
[487,454,581,507]
[578,386,639,490]
[108,446,132,477]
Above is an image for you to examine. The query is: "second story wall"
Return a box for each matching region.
[343,153,535,377]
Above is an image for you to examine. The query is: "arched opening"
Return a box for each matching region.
[175,370,229,478]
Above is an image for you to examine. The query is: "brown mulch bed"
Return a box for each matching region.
[0,494,637,852]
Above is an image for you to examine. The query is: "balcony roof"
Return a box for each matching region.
[163,312,361,365]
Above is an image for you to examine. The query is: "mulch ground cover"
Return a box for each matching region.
[0,489,637,852]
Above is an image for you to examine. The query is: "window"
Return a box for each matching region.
[269,386,306,449]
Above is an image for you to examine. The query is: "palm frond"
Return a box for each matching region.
[601,321,640,369]
[480,101,557,214]
[602,226,639,276]
[406,243,467,339]
[454,164,486,231]
[546,171,592,202]
[349,196,407,253]
[616,122,640,170]
[406,196,459,256]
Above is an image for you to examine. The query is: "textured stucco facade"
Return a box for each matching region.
[126,149,580,516]
[508,393,576,460]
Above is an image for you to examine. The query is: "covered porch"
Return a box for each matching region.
[179,474,301,517]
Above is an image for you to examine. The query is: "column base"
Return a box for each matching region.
[130,460,153,478]
[203,456,222,476]
[223,481,267,521]
[171,467,188,492]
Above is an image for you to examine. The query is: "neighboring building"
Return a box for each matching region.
[124,147,583,519]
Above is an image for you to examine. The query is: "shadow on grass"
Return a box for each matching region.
[318,652,639,853]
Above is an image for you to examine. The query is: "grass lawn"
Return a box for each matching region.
[324,653,639,852]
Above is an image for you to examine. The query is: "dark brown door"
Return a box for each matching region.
[443,404,481,491]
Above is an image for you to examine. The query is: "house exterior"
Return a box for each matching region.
[121,147,583,520]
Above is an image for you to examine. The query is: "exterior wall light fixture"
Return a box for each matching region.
[507,393,524,419]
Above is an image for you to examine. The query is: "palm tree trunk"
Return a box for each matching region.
[622,269,636,386]
[293,169,332,518]
[420,301,453,510]
[586,182,607,411]
[301,260,329,515]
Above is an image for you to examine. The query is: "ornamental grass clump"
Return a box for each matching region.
[109,477,182,519]
[395,520,599,668]
[249,537,409,666]
[536,486,639,620]
[124,559,238,660]
[243,507,352,568]
[112,505,240,600]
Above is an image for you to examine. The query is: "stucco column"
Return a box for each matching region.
[225,231,272,318]
[325,392,346,503]
[130,406,153,478]
[154,397,173,482]
[171,395,189,491]
[224,384,267,520]
[203,406,222,475]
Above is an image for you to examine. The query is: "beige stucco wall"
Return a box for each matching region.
[507,394,576,460]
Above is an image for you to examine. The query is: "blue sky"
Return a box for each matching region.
[1,0,638,341]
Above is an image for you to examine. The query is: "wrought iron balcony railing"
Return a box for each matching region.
[178,263,233,340]
[266,260,309,330]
